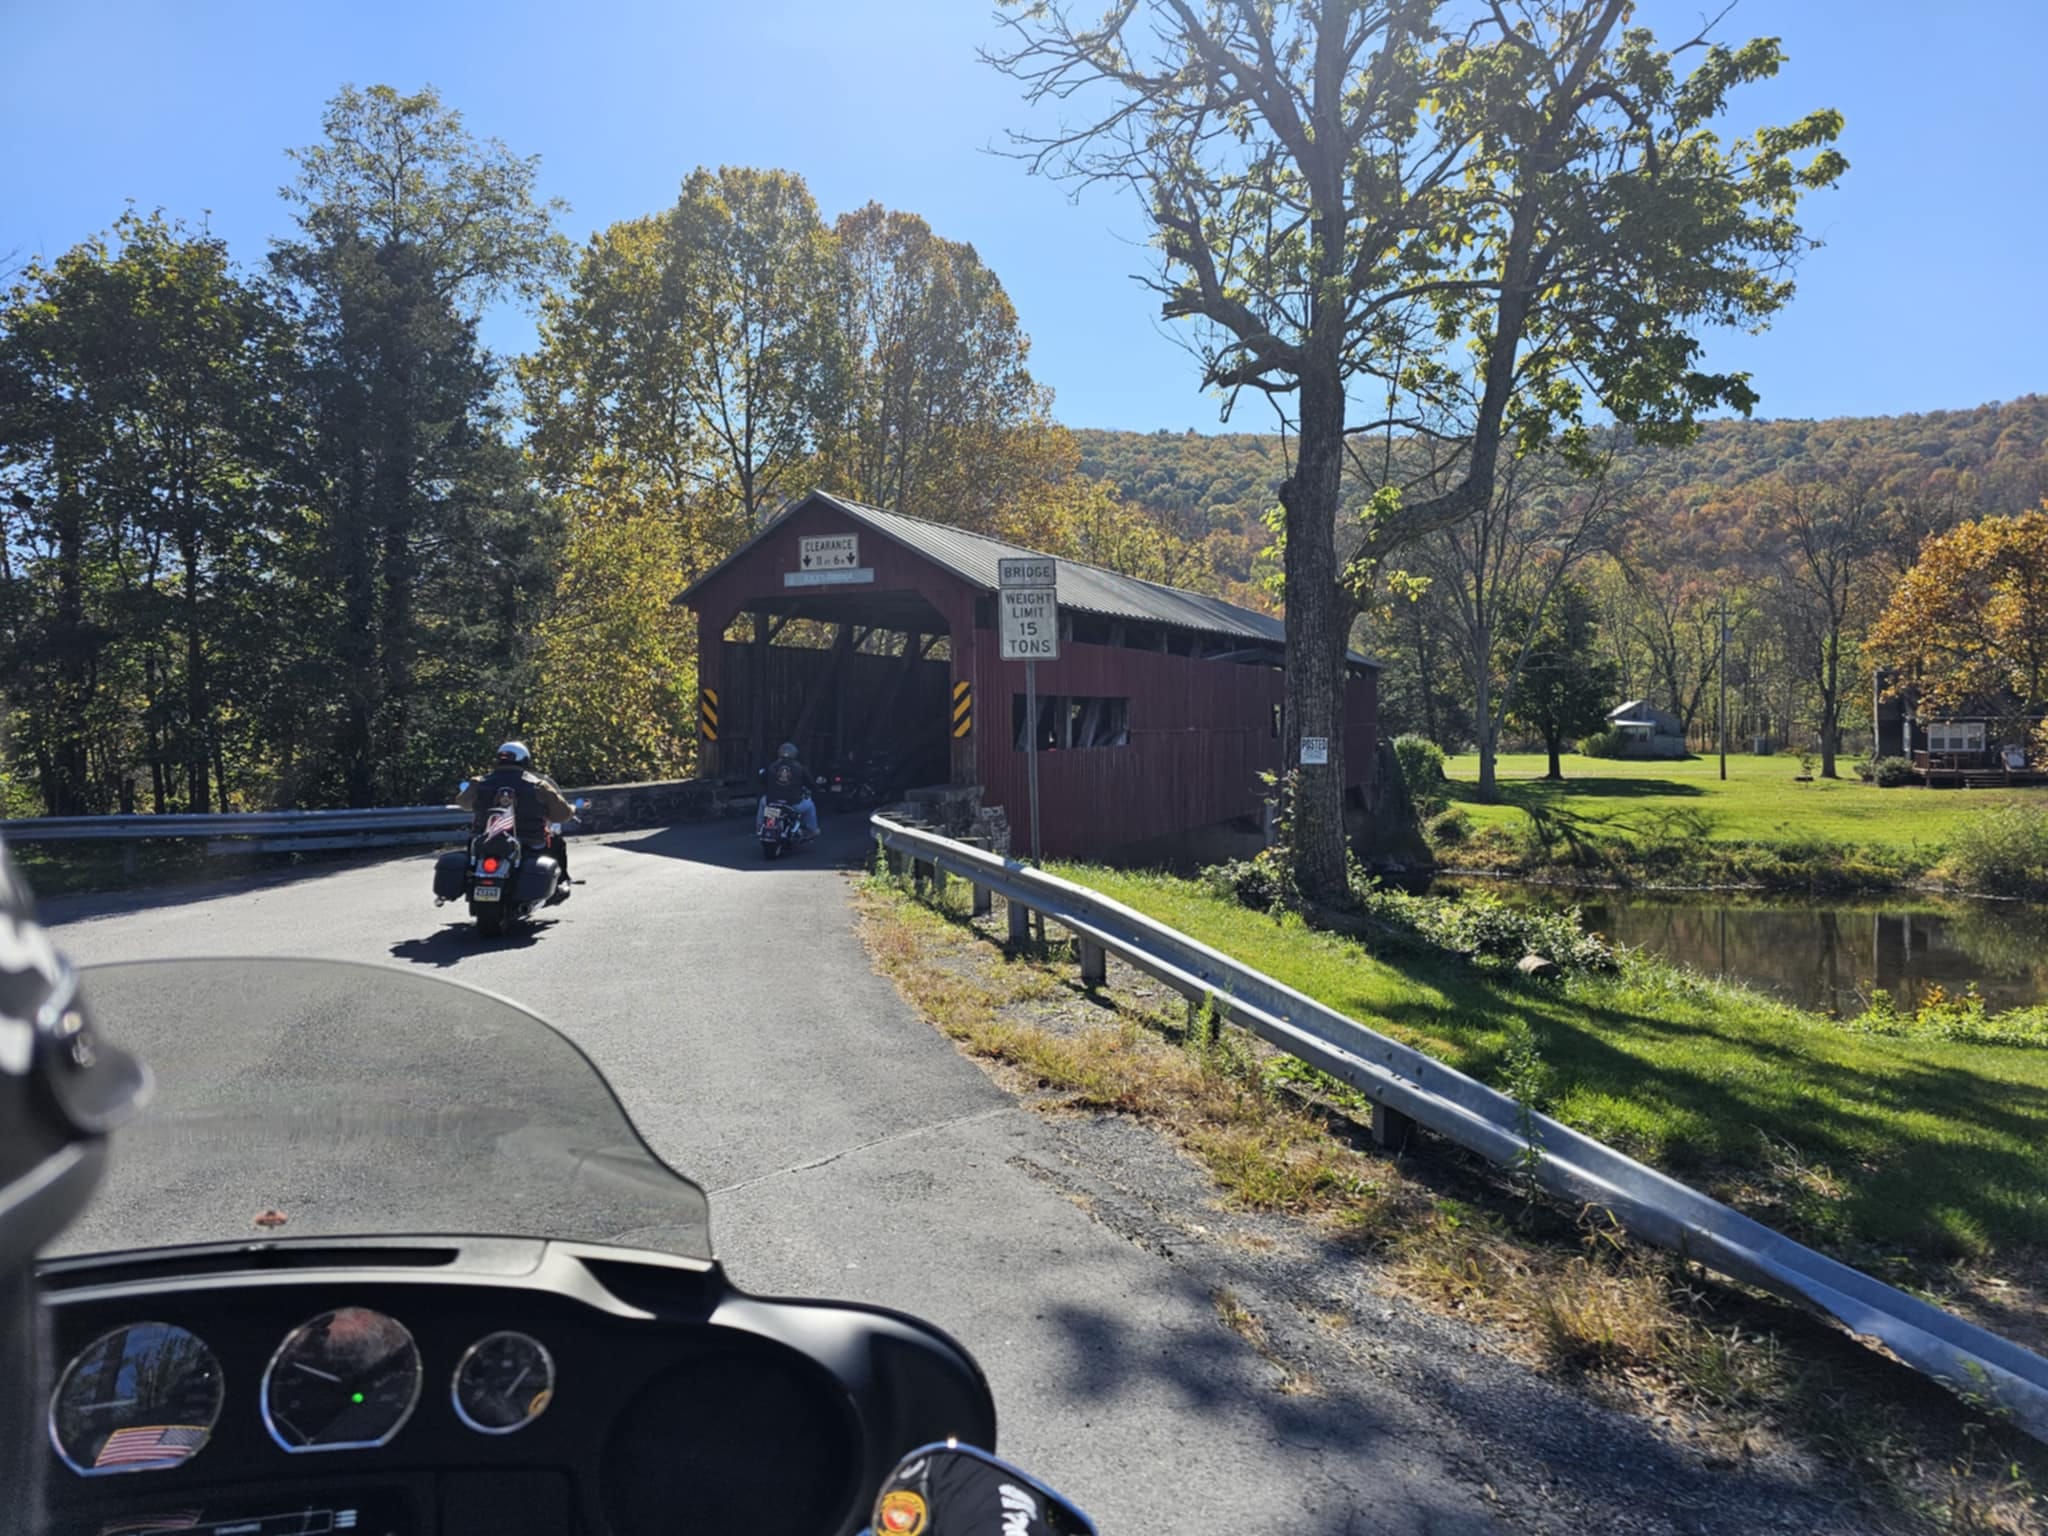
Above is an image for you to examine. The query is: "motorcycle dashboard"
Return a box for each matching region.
[37,1235,998,1536]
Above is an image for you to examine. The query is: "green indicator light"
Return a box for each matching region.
[351,1392,365,1404]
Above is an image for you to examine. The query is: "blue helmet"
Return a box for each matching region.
[495,741,531,766]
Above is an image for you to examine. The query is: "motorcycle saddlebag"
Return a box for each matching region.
[512,854,560,904]
[432,850,469,901]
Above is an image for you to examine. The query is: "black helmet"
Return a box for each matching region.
[778,741,799,759]
[0,836,149,1517]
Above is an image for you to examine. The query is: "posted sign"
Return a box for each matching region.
[998,557,1057,589]
[799,534,859,571]
[998,557,1059,661]
[1000,587,1059,660]
[1299,736,1329,766]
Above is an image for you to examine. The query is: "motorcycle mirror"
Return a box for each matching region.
[457,779,470,793]
[864,1442,1095,1536]
[574,798,589,811]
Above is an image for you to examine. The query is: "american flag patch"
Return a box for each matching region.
[92,1424,208,1469]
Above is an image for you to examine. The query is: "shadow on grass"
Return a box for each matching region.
[892,866,2048,1257]
[1449,774,1709,809]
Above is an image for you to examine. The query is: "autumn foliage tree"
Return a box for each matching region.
[1866,506,2048,738]
[990,0,1845,901]
[528,494,698,784]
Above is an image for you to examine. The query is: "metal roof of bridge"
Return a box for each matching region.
[681,490,1379,666]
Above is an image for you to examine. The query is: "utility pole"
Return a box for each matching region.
[1718,596,1729,781]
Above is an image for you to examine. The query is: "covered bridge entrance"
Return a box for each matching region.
[679,491,1380,860]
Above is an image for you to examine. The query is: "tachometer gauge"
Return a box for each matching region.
[452,1331,554,1434]
[262,1307,421,1451]
[49,1321,224,1476]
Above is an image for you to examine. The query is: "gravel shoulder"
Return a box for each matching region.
[852,870,2042,1536]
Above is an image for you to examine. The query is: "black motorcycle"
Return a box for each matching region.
[433,789,585,934]
[820,748,896,810]
[758,798,813,861]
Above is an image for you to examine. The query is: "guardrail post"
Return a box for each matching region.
[912,857,931,895]
[971,880,991,918]
[931,863,949,903]
[1006,895,1030,948]
[1371,1101,1416,1153]
[1078,938,1106,988]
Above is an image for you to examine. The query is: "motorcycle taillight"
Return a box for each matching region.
[482,857,499,873]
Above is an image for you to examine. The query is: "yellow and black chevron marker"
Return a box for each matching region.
[699,687,720,741]
[950,679,973,739]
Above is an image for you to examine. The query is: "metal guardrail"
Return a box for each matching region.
[870,814,2048,1441]
[2,805,469,854]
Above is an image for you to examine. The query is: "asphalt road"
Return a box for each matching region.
[42,819,1513,1534]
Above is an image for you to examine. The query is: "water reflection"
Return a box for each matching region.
[1450,884,2048,1014]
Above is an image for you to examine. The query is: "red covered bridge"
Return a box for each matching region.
[678,491,1379,860]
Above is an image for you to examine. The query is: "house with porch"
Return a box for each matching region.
[1872,673,2047,787]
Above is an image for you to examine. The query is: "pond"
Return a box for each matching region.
[1441,881,2048,1014]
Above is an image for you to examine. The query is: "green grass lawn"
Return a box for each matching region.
[1057,862,2048,1265]
[1441,751,2019,852]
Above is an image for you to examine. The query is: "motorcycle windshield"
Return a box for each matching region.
[48,958,712,1262]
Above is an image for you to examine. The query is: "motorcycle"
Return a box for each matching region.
[433,787,587,936]
[758,797,814,861]
[819,748,896,811]
[34,958,1097,1536]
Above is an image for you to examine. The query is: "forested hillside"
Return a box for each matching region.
[1075,397,2048,595]
[1079,399,2048,769]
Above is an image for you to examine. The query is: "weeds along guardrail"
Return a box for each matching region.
[870,813,2048,1442]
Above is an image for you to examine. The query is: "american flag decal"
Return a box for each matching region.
[92,1423,208,1469]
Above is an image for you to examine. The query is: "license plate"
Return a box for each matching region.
[472,885,502,902]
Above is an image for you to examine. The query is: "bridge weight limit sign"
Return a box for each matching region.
[999,558,1058,862]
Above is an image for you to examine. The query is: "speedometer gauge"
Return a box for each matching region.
[453,1331,554,1434]
[49,1321,224,1476]
[262,1307,421,1451]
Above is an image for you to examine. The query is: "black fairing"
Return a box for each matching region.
[36,1239,999,1536]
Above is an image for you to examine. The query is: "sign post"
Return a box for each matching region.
[998,558,1059,864]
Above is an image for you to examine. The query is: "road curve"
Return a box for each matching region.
[43,819,1511,1535]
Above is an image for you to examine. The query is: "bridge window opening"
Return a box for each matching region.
[1012,694,1130,752]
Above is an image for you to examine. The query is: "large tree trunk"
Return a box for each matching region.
[1474,660,1497,801]
[338,451,378,808]
[181,532,211,813]
[47,450,92,816]
[1546,730,1564,781]
[1408,604,1442,745]
[1818,626,1840,778]
[1281,353,1348,905]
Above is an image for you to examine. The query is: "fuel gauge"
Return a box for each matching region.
[452,1331,554,1434]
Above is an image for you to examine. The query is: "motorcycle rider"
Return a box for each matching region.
[0,836,151,1523]
[458,741,577,902]
[758,740,819,839]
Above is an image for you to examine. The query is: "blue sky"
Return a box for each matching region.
[4,1,2042,434]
